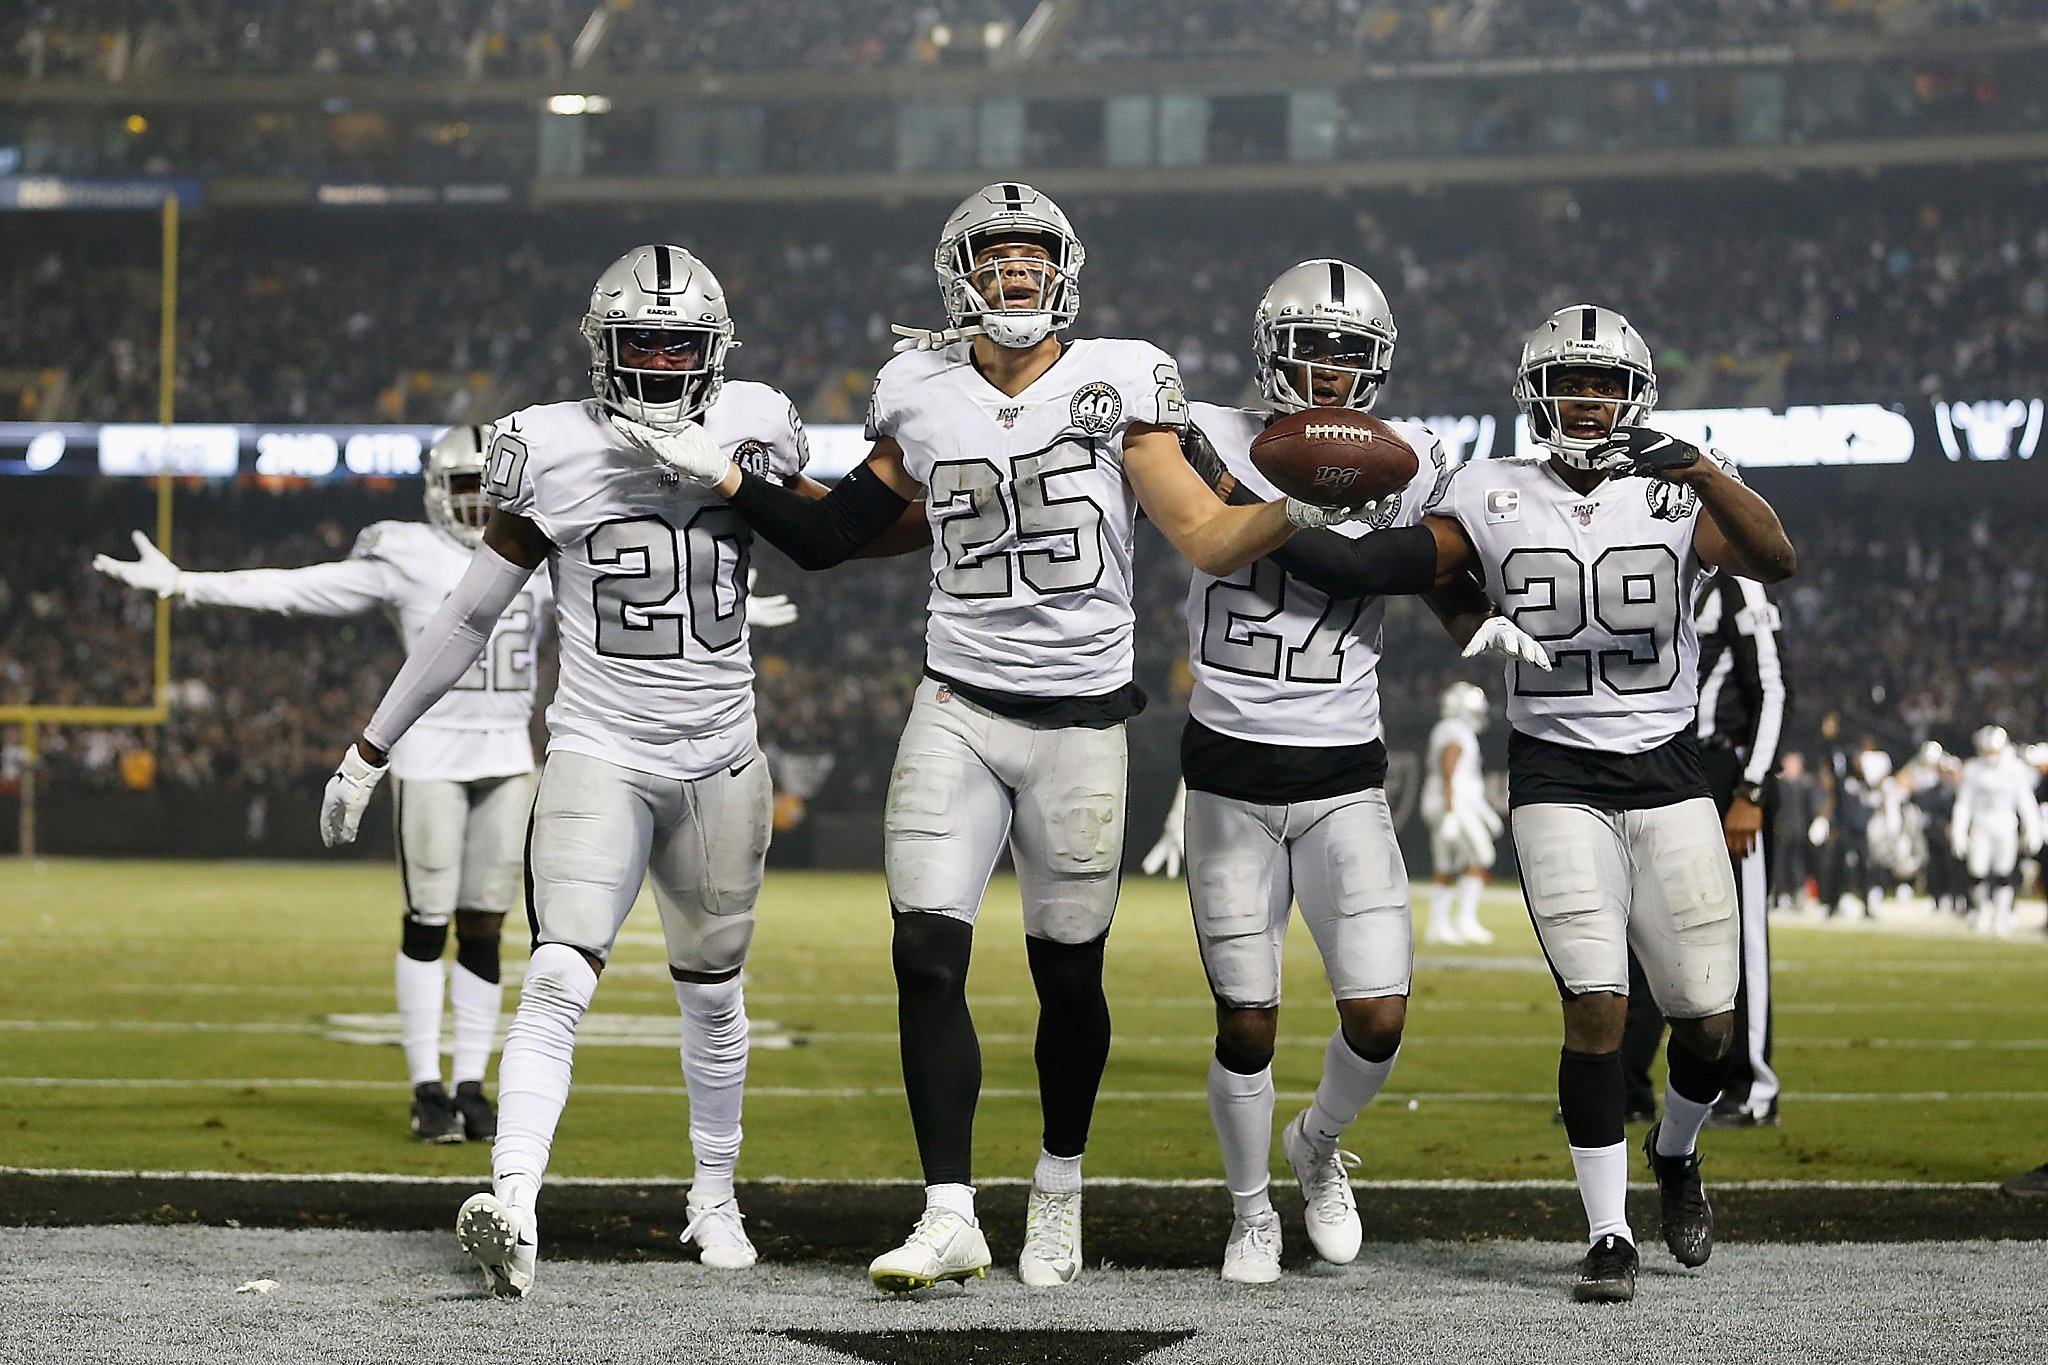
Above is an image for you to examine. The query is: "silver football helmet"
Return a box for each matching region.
[424,423,493,548]
[934,182,1083,349]
[1514,304,1657,470]
[1253,259,1397,414]
[1974,724,2011,758]
[1440,680,1488,728]
[581,245,733,431]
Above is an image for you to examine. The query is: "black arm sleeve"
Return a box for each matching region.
[1266,523,1440,599]
[1216,465,1439,598]
[724,463,913,571]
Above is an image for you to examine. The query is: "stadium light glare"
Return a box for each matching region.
[544,94,611,116]
[124,114,148,135]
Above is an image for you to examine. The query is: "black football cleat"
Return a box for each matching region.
[1644,1123,1713,1267]
[410,1081,464,1144]
[1572,1234,1638,1303]
[2001,1163,2048,1198]
[453,1081,498,1142]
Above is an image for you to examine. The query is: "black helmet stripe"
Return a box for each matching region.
[1328,262,1346,305]
[1581,306,1598,342]
[1002,183,1022,212]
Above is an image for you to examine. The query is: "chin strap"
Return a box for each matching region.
[891,322,983,353]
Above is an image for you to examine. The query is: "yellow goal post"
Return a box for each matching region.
[2,195,180,856]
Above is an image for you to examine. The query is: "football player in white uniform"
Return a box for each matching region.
[628,184,1353,1294]
[1165,260,1548,1284]
[1224,304,1795,1300]
[1423,680,1502,946]
[95,425,550,1145]
[1950,725,2044,935]
[319,245,812,1298]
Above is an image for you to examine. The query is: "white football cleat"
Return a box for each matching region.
[1423,921,1468,946]
[1282,1112,1363,1265]
[456,1192,536,1299]
[1455,916,1496,945]
[868,1208,992,1295]
[1017,1186,1083,1287]
[1220,1208,1283,1284]
[682,1191,758,1270]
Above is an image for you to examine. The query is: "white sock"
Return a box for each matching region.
[1568,1141,1633,1245]
[1428,883,1456,936]
[925,1182,976,1222]
[1455,873,1486,932]
[1033,1148,1083,1194]
[1994,885,2016,932]
[1657,1084,1716,1158]
[394,951,446,1087]
[449,961,503,1087]
[1206,1058,1275,1218]
[493,943,596,1214]
[1305,1032,1398,1149]
[677,974,749,1201]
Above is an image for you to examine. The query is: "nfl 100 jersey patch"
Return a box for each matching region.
[1431,457,1711,754]
[1183,402,1448,749]
[866,337,1184,698]
[483,384,805,779]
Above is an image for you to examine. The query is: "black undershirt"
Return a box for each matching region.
[1506,727,1710,810]
[925,669,1146,730]
[1181,717,1388,804]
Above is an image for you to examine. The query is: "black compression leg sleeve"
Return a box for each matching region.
[1667,1032,1736,1105]
[400,917,448,962]
[1558,1047,1626,1149]
[1026,932,1113,1159]
[455,924,502,985]
[893,910,980,1186]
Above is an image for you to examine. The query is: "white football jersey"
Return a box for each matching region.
[1956,753,2040,837]
[866,337,1186,697]
[1182,402,1445,747]
[1427,455,1729,753]
[487,382,808,780]
[1423,716,1484,821]
[179,519,548,783]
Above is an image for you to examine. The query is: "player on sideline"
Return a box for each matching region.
[1951,725,2043,936]
[1422,681,1502,946]
[1166,260,1551,1283]
[320,245,811,1298]
[621,183,1353,1293]
[1197,305,1796,1301]
[94,426,549,1145]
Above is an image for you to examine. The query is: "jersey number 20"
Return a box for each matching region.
[587,511,748,657]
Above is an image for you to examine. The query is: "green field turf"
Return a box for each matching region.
[2,859,2042,1184]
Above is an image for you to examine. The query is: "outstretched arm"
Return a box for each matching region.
[95,531,388,616]
[716,442,919,571]
[1123,424,1300,578]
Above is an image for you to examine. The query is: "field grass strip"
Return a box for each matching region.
[0,1164,2002,1192]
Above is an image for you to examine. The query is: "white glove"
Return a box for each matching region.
[320,744,389,848]
[1141,782,1187,878]
[1460,796,1504,838]
[611,415,733,485]
[1462,616,1553,671]
[92,530,186,599]
[1439,805,1496,868]
[891,322,982,353]
[1807,816,1829,847]
[744,568,798,629]
[1282,498,1362,530]
[1949,826,1969,861]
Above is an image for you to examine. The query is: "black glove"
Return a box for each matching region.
[1593,425,1700,477]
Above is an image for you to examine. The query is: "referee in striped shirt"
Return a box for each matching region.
[1620,574,1790,1126]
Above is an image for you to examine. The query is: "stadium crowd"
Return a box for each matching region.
[6,181,2045,427]
[9,0,2035,78]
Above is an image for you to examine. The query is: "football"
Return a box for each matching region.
[1249,408,1418,509]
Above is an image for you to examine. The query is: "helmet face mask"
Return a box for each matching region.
[935,184,1083,349]
[582,245,734,430]
[1515,305,1657,470]
[424,424,493,548]
[1253,260,1397,415]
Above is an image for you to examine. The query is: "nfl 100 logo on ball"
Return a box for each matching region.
[1070,381,1122,434]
